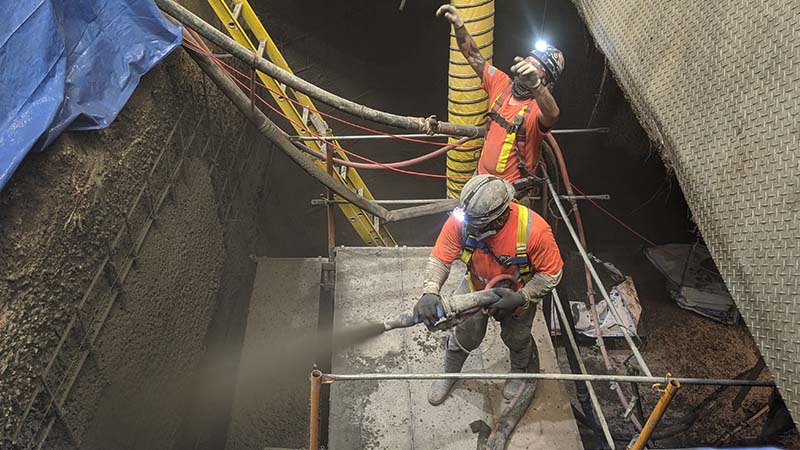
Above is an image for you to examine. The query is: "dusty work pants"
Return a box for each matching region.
[447,279,540,373]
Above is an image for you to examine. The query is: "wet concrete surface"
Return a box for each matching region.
[329,247,582,450]
[76,158,225,450]
[225,257,322,450]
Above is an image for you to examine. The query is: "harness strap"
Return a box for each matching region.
[515,207,533,283]
[485,86,533,175]
[458,207,534,290]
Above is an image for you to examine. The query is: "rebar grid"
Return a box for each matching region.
[7,107,256,450]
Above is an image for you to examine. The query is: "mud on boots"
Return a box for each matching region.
[413,174,564,405]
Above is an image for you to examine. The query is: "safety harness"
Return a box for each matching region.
[459,206,534,291]
[485,86,536,178]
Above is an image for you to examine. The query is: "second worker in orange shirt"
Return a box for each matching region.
[437,4,564,197]
[413,175,564,406]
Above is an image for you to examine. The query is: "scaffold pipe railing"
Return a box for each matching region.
[545,175,653,377]
[553,288,616,448]
[319,372,774,386]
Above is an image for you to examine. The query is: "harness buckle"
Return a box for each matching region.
[495,254,515,268]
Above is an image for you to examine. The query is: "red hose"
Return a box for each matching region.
[297,136,473,170]
[545,133,643,431]
[485,273,516,289]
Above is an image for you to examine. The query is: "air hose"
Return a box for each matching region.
[446,0,495,198]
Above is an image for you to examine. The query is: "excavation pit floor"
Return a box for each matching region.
[329,247,583,450]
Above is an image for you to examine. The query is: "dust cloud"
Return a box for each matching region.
[197,320,388,420]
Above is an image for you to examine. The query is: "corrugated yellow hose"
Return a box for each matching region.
[446,0,494,198]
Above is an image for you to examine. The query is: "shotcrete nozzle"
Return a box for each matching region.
[383,312,417,332]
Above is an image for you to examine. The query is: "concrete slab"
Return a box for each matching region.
[226,257,322,450]
[329,247,583,450]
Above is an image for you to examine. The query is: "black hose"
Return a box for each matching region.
[182,33,391,220]
[156,0,483,138]
[552,290,604,448]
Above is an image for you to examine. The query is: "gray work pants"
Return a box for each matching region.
[447,278,540,372]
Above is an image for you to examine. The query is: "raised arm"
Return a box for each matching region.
[510,56,560,129]
[436,4,486,78]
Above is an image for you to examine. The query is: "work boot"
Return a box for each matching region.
[502,372,532,400]
[503,343,540,400]
[428,348,468,406]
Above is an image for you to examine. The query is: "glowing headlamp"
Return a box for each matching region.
[453,206,466,223]
[534,39,548,52]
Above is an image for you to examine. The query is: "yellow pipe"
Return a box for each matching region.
[446,0,494,198]
[628,377,681,450]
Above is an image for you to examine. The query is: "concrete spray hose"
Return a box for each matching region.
[382,273,515,332]
[382,274,536,450]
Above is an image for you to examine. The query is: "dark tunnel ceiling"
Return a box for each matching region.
[256,0,582,89]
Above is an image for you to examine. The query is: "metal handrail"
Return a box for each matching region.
[319,372,774,386]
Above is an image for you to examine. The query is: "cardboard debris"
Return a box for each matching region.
[571,276,642,338]
[645,243,738,325]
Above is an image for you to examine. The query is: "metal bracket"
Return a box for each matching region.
[623,395,639,419]
[228,2,242,28]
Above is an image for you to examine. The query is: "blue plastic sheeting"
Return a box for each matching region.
[0,0,181,190]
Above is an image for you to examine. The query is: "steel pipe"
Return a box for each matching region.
[156,0,483,137]
[182,32,390,221]
[288,128,609,141]
[291,133,455,141]
[553,289,616,449]
[545,176,653,377]
[309,369,322,450]
[385,199,460,222]
[628,379,681,450]
[552,289,616,450]
[311,194,611,206]
[320,372,774,386]
[326,142,335,260]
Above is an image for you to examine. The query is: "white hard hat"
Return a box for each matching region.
[458,175,515,230]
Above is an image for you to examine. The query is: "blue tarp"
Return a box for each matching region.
[0,0,181,190]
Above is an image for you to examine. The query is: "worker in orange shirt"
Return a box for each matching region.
[437,4,564,196]
[413,175,563,405]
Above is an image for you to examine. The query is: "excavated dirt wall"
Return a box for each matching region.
[0,1,271,443]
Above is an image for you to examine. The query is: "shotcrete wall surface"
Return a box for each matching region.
[572,0,800,426]
[75,158,224,449]
[0,14,270,446]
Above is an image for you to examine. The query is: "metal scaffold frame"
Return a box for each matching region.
[303,169,777,450]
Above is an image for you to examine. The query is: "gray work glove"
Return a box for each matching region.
[490,288,527,321]
[510,56,545,89]
[436,4,464,28]
[413,293,444,330]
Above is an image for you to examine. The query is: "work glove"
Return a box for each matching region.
[413,293,444,330]
[490,288,528,321]
[436,4,464,28]
[510,56,545,89]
